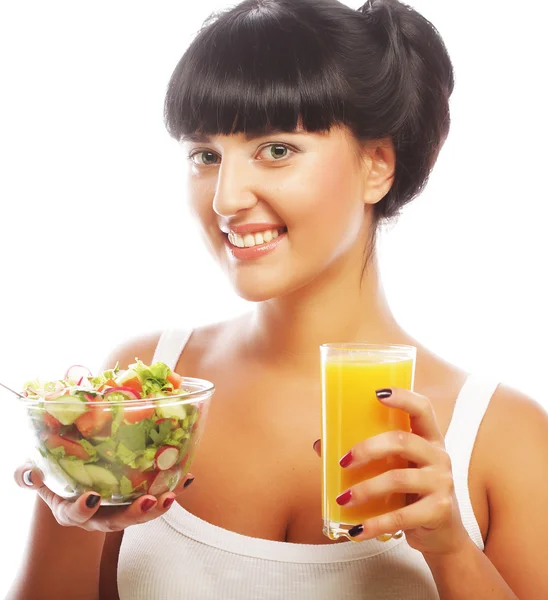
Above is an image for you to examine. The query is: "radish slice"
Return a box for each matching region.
[148,470,175,495]
[103,386,140,401]
[155,446,179,471]
[64,365,92,381]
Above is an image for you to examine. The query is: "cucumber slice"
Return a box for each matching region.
[156,400,187,420]
[59,458,93,486]
[95,439,117,463]
[45,395,88,426]
[84,464,119,490]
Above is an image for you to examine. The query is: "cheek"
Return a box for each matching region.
[281,156,363,242]
[186,178,223,253]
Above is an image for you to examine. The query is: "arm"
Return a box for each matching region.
[424,386,548,599]
[7,333,161,600]
[6,496,106,600]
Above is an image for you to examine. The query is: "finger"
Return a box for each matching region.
[342,430,440,469]
[14,463,44,490]
[173,472,196,494]
[55,491,104,526]
[336,467,440,508]
[85,490,181,532]
[313,439,321,457]
[376,388,443,443]
[348,495,453,541]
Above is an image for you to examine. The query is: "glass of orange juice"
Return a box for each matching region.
[320,343,416,542]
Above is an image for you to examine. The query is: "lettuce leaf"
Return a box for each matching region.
[148,419,172,446]
[130,360,175,396]
[116,442,138,467]
[120,475,134,497]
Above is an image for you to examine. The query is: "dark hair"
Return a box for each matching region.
[164,0,454,225]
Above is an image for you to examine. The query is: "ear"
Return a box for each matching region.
[360,139,396,206]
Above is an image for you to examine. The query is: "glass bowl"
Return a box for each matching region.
[19,377,214,505]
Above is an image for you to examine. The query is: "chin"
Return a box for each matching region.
[228,267,319,303]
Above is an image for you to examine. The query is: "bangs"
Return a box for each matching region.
[164,5,352,140]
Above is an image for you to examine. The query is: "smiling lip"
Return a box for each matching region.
[225,231,287,261]
[221,223,286,235]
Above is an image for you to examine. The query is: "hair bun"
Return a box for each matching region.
[358,0,454,96]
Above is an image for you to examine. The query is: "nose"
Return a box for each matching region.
[212,157,258,218]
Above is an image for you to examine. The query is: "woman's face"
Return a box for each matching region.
[182,125,380,302]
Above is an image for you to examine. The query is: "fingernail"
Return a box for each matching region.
[23,470,34,487]
[376,388,392,399]
[183,476,195,489]
[336,489,352,506]
[86,494,101,509]
[141,498,157,512]
[339,450,353,468]
[312,439,321,453]
[349,524,364,537]
[163,497,175,509]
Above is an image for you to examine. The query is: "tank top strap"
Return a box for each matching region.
[152,328,194,371]
[444,374,499,550]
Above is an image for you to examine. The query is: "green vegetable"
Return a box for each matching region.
[78,439,98,463]
[149,419,172,446]
[95,439,117,463]
[130,360,175,396]
[45,395,88,426]
[120,475,134,497]
[116,442,138,467]
[120,419,156,450]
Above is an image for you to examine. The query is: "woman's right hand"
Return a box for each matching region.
[14,461,194,532]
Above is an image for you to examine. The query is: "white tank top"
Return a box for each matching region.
[117,328,498,600]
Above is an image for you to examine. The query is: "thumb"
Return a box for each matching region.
[14,462,44,490]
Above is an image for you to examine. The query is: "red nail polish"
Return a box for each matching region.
[339,451,353,468]
[336,489,352,506]
[163,497,175,509]
[141,499,156,512]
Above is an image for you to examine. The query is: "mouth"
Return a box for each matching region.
[226,226,287,249]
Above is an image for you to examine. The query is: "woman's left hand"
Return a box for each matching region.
[314,388,471,557]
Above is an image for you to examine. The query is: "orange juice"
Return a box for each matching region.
[320,344,415,540]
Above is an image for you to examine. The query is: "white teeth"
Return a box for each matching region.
[243,234,255,248]
[228,227,284,249]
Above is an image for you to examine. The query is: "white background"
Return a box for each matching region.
[0,0,546,596]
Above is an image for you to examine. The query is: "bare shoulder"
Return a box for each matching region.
[476,383,548,487]
[479,383,548,460]
[99,331,164,371]
[474,383,548,596]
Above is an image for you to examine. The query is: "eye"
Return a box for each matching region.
[256,143,294,161]
[188,150,221,166]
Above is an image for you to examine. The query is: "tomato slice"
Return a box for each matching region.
[74,406,113,438]
[45,433,90,460]
[167,372,183,390]
[43,412,62,433]
[123,404,155,424]
[126,468,156,491]
[118,375,143,395]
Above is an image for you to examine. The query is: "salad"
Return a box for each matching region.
[22,361,204,503]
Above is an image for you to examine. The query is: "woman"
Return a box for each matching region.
[10,0,548,598]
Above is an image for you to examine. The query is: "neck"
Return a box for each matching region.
[248,248,409,372]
